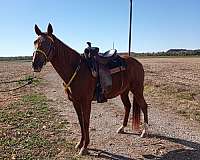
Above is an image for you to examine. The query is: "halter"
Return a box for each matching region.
[34,35,54,62]
[35,49,48,60]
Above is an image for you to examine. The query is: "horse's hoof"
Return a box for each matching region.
[79,148,89,155]
[140,130,146,138]
[117,126,125,134]
[140,123,148,138]
[75,143,83,149]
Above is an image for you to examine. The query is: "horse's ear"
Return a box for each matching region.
[35,24,42,36]
[47,23,53,35]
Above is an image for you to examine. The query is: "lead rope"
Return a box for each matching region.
[0,73,37,92]
[63,59,81,94]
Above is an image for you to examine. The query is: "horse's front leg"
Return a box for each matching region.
[73,102,85,149]
[79,100,91,155]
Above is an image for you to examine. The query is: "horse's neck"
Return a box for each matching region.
[50,37,81,83]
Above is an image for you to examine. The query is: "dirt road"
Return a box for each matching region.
[42,58,200,160]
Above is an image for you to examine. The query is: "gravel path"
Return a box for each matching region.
[43,67,200,160]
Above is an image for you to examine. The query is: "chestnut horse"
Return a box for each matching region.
[32,24,148,155]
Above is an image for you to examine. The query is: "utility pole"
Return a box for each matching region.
[128,0,133,56]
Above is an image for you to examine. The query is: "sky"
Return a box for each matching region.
[0,0,200,57]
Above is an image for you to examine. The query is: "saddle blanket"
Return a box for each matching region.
[109,66,126,74]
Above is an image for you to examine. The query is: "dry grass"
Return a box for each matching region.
[140,57,200,122]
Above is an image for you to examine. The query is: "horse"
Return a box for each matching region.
[32,23,148,155]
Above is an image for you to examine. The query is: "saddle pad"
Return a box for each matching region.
[106,55,126,68]
[110,66,126,74]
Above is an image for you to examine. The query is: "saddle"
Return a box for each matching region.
[83,42,127,103]
[96,49,117,64]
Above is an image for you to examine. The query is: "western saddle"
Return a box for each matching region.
[83,42,127,103]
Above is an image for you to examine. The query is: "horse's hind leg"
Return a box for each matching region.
[131,88,148,137]
[139,98,148,138]
[117,91,131,134]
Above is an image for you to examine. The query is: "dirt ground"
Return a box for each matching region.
[1,57,200,159]
[0,61,33,107]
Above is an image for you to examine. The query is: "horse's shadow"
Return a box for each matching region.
[88,148,136,160]
[143,149,200,160]
[143,133,200,160]
[147,133,200,150]
[88,133,200,160]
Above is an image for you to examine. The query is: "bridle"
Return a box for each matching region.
[34,35,54,63]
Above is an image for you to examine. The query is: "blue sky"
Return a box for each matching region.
[0,0,200,56]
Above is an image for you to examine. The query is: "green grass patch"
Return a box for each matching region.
[176,92,194,101]
[0,93,84,160]
[144,85,155,93]
[17,75,41,86]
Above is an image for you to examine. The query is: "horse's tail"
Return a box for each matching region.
[132,96,141,130]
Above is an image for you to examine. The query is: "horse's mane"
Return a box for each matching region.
[52,34,80,58]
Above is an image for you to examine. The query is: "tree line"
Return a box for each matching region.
[131,49,200,57]
[0,49,199,61]
[0,56,32,61]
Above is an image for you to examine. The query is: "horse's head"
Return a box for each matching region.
[32,23,55,72]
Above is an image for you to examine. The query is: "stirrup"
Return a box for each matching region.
[91,70,97,77]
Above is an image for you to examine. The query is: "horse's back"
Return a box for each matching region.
[120,55,143,68]
[120,55,144,74]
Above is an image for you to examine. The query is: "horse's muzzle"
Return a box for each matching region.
[32,51,46,72]
[32,62,42,72]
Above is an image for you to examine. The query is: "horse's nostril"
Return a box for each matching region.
[32,62,35,68]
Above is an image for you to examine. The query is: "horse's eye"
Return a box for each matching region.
[34,40,37,45]
[34,41,38,49]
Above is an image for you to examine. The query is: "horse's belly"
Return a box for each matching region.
[105,73,129,98]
